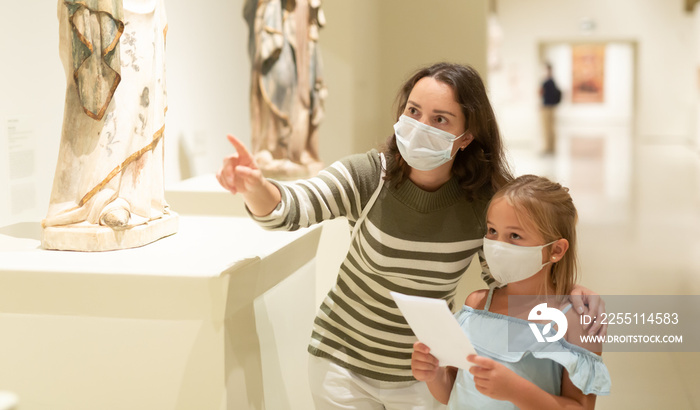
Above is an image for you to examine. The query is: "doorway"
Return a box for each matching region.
[539,41,637,222]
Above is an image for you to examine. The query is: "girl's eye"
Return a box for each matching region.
[487,227,497,236]
[509,232,522,240]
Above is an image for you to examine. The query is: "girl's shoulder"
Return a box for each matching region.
[465,289,490,310]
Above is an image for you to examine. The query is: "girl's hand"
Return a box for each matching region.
[467,355,520,401]
[411,342,441,382]
[569,285,607,336]
[216,134,265,195]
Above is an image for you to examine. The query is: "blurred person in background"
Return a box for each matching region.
[540,63,561,156]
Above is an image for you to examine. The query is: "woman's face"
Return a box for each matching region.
[403,77,471,156]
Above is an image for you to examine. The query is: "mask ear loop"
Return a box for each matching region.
[448,131,470,159]
[543,240,560,264]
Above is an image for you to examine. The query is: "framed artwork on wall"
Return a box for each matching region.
[572,44,606,103]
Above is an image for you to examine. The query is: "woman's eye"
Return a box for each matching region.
[487,227,496,236]
[436,116,447,124]
[407,107,418,115]
[509,233,522,240]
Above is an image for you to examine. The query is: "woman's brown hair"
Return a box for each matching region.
[383,62,513,200]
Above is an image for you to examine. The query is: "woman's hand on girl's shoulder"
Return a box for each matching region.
[465,289,489,309]
[564,306,603,356]
[569,285,608,338]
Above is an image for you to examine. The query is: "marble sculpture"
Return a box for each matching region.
[42,0,177,251]
[244,0,327,179]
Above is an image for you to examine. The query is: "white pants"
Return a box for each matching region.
[308,354,446,410]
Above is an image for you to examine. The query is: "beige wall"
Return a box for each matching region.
[316,1,382,163]
[696,5,700,147]
[322,0,489,157]
[376,0,488,150]
[166,0,250,179]
[0,2,63,227]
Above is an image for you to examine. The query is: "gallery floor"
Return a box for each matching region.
[507,134,700,409]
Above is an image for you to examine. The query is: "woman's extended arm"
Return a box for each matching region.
[218,135,384,231]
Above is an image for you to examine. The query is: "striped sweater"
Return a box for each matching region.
[251,150,494,381]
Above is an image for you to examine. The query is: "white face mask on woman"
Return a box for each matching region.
[393,115,467,171]
[482,238,556,284]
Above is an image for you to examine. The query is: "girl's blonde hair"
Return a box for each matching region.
[493,174,578,296]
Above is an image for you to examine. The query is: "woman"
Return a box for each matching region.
[217,62,603,409]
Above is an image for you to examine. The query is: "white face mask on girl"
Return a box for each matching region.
[482,238,557,285]
[393,115,467,171]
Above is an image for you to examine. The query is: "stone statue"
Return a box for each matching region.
[42,0,177,251]
[244,0,327,179]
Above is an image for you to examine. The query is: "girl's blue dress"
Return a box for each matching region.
[448,289,611,409]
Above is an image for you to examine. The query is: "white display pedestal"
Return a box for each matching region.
[0,392,18,410]
[0,214,321,410]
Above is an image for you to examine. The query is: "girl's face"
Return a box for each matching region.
[486,196,549,262]
[403,77,472,157]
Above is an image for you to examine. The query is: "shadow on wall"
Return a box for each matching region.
[0,222,42,241]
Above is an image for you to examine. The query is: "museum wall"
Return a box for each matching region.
[165,0,250,181]
[695,5,700,148]
[0,2,64,228]
[323,0,488,155]
[490,0,698,148]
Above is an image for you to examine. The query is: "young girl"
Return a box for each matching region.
[412,175,610,409]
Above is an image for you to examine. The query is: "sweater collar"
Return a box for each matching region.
[389,176,464,212]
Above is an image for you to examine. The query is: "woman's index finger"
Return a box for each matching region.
[226,134,253,159]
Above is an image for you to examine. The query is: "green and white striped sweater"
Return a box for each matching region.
[251,149,495,382]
